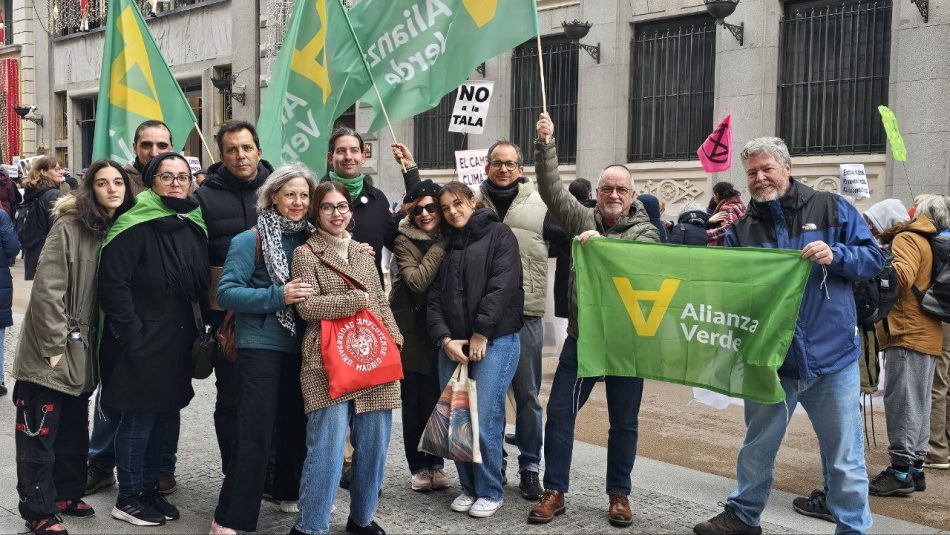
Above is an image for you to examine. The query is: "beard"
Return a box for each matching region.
[751,189,782,203]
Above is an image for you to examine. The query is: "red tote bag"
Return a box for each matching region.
[307,245,403,398]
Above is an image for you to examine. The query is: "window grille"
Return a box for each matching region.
[413,91,467,170]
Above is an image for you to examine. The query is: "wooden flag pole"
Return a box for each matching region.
[536,33,548,114]
[194,122,216,164]
[369,79,406,173]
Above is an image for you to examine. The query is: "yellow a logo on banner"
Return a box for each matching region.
[462,0,498,27]
[109,6,162,119]
[613,278,680,337]
[291,0,331,102]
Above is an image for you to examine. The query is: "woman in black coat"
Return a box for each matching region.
[97,152,209,527]
[20,156,65,280]
[427,181,524,519]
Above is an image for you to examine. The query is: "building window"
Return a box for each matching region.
[2,0,13,45]
[55,92,68,140]
[413,91,467,169]
[48,0,211,37]
[777,0,892,155]
[628,15,716,163]
[76,98,96,169]
[511,35,578,165]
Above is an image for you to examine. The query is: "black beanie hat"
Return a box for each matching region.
[142,152,191,188]
[403,179,442,204]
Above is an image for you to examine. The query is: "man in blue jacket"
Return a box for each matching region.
[694,137,884,535]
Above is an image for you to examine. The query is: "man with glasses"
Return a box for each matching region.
[474,139,553,502]
[124,120,174,195]
[528,113,658,529]
[196,120,274,479]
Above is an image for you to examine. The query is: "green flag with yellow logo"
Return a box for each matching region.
[574,239,812,403]
[92,0,196,162]
[258,0,373,177]
[349,0,539,134]
[878,105,907,161]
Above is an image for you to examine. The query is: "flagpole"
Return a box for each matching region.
[194,122,216,164]
[337,0,406,172]
[536,33,548,114]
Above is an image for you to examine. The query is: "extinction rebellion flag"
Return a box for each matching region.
[92,0,196,162]
[573,239,812,403]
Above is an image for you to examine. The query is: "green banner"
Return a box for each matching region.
[349,0,539,134]
[574,239,812,404]
[92,0,196,162]
[878,105,907,161]
[258,0,373,177]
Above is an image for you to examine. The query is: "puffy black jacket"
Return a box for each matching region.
[427,209,524,343]
[668,210,709,246]
[196,160,273,266]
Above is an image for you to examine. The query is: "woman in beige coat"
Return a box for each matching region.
[290,180,402,535]
[12,159,133,534]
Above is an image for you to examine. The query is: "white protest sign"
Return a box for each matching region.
[449,81,494,135]
[185,156,201,175]
[455,149,488,186]
[840,164,870,199]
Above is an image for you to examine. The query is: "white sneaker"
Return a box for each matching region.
[279,500,299,513]
[468,497,503,518]
[922,461,950,469]
[450,493,477,512]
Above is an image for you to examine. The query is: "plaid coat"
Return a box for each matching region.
[291,231,403,415]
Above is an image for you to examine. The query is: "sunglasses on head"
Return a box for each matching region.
[411,202,439,217]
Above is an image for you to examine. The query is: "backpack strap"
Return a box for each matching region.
[252,227,261,264]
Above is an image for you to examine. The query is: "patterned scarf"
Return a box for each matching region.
[258,209,314,334]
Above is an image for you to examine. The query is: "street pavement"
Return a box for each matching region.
[0,309,942,534]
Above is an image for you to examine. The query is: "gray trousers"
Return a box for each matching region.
[884,346,938,468]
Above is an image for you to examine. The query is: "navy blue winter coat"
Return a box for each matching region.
[0,209,21,326]
[726,179,884,379]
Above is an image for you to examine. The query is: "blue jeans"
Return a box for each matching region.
[437,332,520,502]
[511,317,543,472]
[542,336,643,494]
[89,394,178,473]
[726,360,870,534]
[115,411,171,498]
[295,402,392,534]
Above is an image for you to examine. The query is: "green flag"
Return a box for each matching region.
[573,239,812,403]
[92,0,196,162]
[347,0,540,134]
[878,105,907,161]
[258,0,374,177]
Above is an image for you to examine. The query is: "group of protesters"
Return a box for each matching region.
[6,110,950,535]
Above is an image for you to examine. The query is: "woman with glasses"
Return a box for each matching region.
[389,179,449,492]
[97,153,209,527]
[209,164,316,535]
[20,156,66,280]
[289,181,402,535]
[428,181,524,518]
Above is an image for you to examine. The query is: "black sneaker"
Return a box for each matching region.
[112,494,165,526]
[693,506,762,535]
[0,383,7,396]
[501,455,508,486]
[26,515,67,535]
[504,433,516,445]
[84,464,115,496]
[146,491,180,520]
[519,470,542,500]
[869,467,914,496]
[792,489,835,523]
[345,517,385,535]
[56,499,96,519]
[158,472,177,495]
[911,470,925,492]
[340,461,352,490]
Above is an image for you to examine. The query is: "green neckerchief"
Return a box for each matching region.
[102,189,206,249]
[329,171,365,199]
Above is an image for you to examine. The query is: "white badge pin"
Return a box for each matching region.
[360,195,368,205]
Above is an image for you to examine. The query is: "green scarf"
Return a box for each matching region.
[329,171,365,199]
[103,189,206,249]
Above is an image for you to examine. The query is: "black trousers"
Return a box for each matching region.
[210,310,239,474]
[214,348,306,531]
[14,381,90,521]
[401,370,444,474]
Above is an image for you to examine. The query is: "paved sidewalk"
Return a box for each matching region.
[0,313,941,534]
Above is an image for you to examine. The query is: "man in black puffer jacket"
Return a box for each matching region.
[195,120,273,474]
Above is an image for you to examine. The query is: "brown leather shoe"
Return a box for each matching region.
[527,489,565,524]
[607,493,634,527]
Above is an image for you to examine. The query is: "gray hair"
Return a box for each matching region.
[256,162,318,214]
[916,195,950,231]
[740,137,792,169]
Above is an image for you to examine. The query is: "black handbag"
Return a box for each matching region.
[190,301,216,380]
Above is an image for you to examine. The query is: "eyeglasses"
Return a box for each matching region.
[411,202,438,217]
[598,185,631,196]
[319,202,351,215]
[156,172,191,185]
[489,160,520,171]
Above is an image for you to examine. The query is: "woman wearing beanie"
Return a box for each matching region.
[97,152,209,527]
[390,179,449,492]
[209,163,316,535]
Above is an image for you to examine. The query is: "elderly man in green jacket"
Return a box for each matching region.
[527,112,658,529]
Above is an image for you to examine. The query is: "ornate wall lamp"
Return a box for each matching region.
[210,74,246,105]
[704,0,744,46]
[561,20,601,64]
[15,105,43,127]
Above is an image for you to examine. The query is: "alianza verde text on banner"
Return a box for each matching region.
[92,0,196,162]
[258,0,374,177]
[351,0,539,134]
[573,239,812,403]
